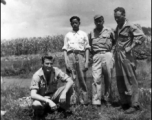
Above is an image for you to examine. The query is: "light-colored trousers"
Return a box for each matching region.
[92,52,114,105]
[66,52,88,105]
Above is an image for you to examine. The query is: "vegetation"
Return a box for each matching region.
[1,28,151,120]
[1,27,151,57]
[1,55,151,120]
[1,35,64,56]
[142,27,151,36]
[1,71,151,120]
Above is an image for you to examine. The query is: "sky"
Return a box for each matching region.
[1,0,151,40]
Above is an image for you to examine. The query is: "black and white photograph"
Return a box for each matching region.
[1,0,151,120]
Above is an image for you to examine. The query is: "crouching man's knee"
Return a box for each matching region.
[32,100,45,116]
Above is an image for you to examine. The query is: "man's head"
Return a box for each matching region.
[94,15,104,29]
[70,16,80,31]
[1,0,6,5]
[42,53,54,73]
[114,7,126,25]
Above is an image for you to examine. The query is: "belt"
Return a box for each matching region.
[115,46,125,51]
[67,50,85,55]
[93,50,110,55]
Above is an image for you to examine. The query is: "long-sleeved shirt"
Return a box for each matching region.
[114,20,146,52]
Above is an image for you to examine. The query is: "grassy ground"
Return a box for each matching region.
[1,55,151,120]
[1,81,151,120]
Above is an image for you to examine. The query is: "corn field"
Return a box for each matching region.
[1,35,64,56]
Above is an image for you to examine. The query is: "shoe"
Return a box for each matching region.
[1,110,7,116]
[116,104,130,111]
[124,106,140,114]
[115,106,123,111]
[93,104,101,108]
[122,104,131,110]
[32,116,46,120]
[63,110,73,118]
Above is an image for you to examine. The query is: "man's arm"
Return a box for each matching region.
[110,29,116,53]
[63,34,71,71]
[57,68,74,94]
[85,49,89,63]
[31,89,57,109]
[61,77,73,95]
[56,68,74,103]
[30,74,57,108]
[59,77,73,103]
[63,50,69,67]
[84,32,91,71]
[125,24,146,52]
[31,89,49,102]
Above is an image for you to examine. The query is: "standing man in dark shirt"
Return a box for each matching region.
[113,7,146,114]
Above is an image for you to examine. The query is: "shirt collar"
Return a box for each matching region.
[116,19,130,30]
[72,29,80,35]
[94,26,108,34]
[38,67,55,79]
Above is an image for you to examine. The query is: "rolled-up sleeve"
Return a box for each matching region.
[130,24,146,45]
[62,34,68,51]
[30,74,40,90]
[55,68,71,82]
[84,32,91,50]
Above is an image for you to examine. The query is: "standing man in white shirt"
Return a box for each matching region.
[62,16,91,105]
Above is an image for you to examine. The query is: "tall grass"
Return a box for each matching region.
[1,35,151,59]
[1,35,64,56]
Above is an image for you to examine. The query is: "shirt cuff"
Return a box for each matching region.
[30,86,39,90]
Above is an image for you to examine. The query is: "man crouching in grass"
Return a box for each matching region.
[30,53,74,120]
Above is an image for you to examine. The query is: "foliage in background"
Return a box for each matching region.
[1,53,64,77]
[1,35,64,56]
[1,27,151,58]
[133,37,151,60]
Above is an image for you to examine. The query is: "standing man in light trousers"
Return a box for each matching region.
[88,15,115,106]
[62,16,90,105]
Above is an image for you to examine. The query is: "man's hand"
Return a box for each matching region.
[59,91,66,103]
[45,99,57,110]
[65,58,71,72]
[125,46,132,53]
[83,62,89,72]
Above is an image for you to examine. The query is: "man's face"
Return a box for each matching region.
[43,58,53,73]
[71,19,80,30]
[94,17,104,29]
[114,11,125,25]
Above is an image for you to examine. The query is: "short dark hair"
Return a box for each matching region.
[41,52,54,64]
[114,7,126,15]
[70,16,80,22]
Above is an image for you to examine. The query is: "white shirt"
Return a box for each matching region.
[62,30,90,52]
